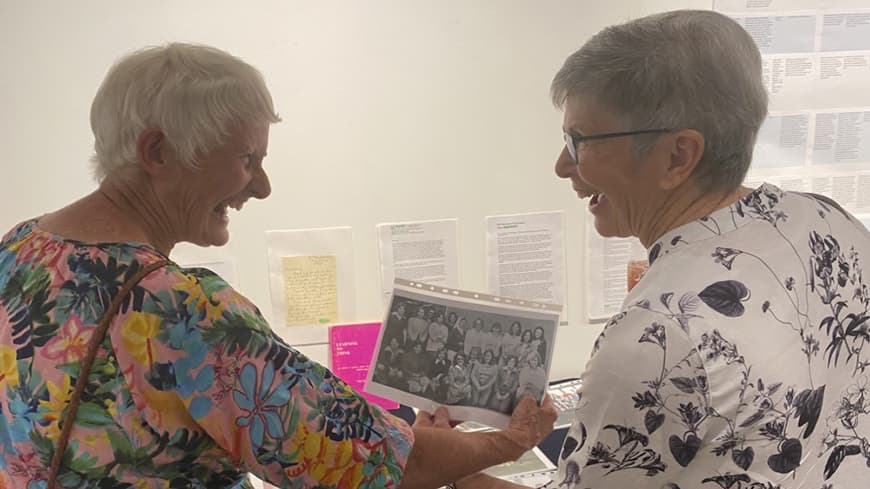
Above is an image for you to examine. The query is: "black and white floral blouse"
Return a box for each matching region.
[551,184,870,489]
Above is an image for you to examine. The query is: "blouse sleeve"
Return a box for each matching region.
[551,306,708,488]
[110,266,414,488]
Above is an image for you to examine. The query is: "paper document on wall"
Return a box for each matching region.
[715,3,870,112]
[715,2,870,209]
[586,219,648,321]
[812,109,870,164]
[485,211,567,324]
[266,227,356,345]
[753,112,811,169]
[714,0,818,11]
[736,13,817,55]
[281,255,338,326]
[376,219,460,304]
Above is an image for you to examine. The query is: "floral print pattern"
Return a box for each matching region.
[0,220,413,488]
[549,184,870,488]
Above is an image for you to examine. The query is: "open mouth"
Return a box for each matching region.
[213,201,246,222]
[576,187,604,205]
[589,193,607,210]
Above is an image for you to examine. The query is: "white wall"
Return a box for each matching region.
[0,0,709,381]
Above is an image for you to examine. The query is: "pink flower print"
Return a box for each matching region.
[44,314,93,363]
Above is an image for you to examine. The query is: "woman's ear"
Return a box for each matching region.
[136,129,172,176]
[659,129,705,190]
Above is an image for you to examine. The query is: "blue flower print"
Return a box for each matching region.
[233,362,293,448]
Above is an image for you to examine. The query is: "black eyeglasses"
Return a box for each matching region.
[563,128,675,165]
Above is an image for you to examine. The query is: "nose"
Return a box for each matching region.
[250,167,271,199]
[554,145,576,179]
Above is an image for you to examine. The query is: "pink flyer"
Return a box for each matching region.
[329,322,400,410]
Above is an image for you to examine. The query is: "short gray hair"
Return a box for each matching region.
[551,10,768,192]
[90,43,281,181]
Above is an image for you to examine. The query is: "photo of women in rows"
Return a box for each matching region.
[367,283,560,426]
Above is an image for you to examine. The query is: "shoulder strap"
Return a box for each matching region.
[47,259,169,489]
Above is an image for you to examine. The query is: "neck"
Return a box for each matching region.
[637,183,750,249]
[98,171,178,255]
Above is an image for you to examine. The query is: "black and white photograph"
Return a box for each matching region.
[366,279,561,429]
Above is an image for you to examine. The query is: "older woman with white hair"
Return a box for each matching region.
[455,9,870,489]
[0,43,556,489]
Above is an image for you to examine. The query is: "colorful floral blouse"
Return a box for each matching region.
[0,220,413,488]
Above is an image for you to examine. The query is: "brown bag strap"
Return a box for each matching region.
[47,259,169,489]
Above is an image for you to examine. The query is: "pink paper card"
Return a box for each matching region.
[329,322,400,410]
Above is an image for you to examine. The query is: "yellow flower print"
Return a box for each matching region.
[0,345,19,389]
[105,399,118,419]
[39,375,72,440]
[122,312,163,365]
[83,430,110,448]
[284,423,354,486]
[173,273,224,323]
[6,233,34,252]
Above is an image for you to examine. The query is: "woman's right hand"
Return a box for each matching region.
[501,395,557,457]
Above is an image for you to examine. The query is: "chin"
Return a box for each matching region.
[209,233,231,247]
[593,220,631,239]
[191,230,230,248]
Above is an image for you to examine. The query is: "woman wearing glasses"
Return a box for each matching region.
[458,8,870,489]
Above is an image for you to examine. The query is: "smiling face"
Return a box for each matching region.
[521,330,532,343]
[555,97,665,239]
[159,124,271,247]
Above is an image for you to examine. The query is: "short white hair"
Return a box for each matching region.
[90,42,281,181]
[551,10,768,192]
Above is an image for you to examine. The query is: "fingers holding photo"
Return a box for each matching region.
[505,395,558,454]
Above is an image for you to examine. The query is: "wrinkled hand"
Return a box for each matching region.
[413,406,461,429]
[504,395,557,455]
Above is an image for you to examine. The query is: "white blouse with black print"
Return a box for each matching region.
[547,184,870,489]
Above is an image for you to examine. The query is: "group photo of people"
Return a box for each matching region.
[372,294,555,415]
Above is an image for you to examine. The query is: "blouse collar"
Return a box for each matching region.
[648,183,785,266]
